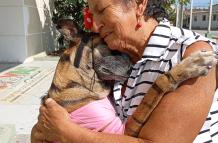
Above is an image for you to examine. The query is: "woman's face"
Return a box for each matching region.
[88,0,138,54]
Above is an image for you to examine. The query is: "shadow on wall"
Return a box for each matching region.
[0,0,58,66]
[25,0,57,57]
[41,0,57,54]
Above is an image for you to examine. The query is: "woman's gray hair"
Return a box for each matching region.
[124,0,170,20]
[144,0,169,20]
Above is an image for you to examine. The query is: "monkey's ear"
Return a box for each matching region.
[56,19,80,37]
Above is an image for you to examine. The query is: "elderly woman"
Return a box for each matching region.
[32,0,218,142]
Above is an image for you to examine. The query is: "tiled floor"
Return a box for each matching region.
[0,56,59,143]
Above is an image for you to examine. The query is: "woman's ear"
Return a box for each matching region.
[135,0,148,17]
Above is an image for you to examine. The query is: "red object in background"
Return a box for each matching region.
[83,7,93,30]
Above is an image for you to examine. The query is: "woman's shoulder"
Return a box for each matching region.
[170,26,215,46]
[169,26,216,54]
[170,26,197,39]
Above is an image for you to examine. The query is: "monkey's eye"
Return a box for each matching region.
[100,67,113,74]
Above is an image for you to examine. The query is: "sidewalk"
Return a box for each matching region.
[0,63,20,73]
[0,53,59,143]
[192,30,218,43]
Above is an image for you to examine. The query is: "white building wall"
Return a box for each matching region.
[0,0,55,63]
[190,12,218,29]
[192,13,209,29]
[211,15,218,29]
[212,4,218,29]
[184,4,218,30]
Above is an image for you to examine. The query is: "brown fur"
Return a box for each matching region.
[44,37,111,112]
[125,50,218,137]
[42,19,218,138]
[43,20,132,112]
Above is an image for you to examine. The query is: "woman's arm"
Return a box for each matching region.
[59,42,216,143]
[33,41,216,143]
[138,41,216,142]
[34,98,152,143]
[57,118,152,143]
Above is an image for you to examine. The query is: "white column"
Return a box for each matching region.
[0,0,26,62]
[178,0,184,28]
[0,0,55,63]
[176,3,179,27]
[208,0,213,33]
[189,0,193,30]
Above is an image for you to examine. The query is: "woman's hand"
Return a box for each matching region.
[36,98,72,142]
[31,98,154,143]
[31,124,45,143]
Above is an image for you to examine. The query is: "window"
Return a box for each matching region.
[202,15,206,21]
[194,16,197,21]
[213,14,217,21]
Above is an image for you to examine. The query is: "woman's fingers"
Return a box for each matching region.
[44,98,60,111]
[32,128,46,141]
[34,98,69,142]
[39,105,48,115]
[33,130,50,143]
[44,98,70,120]
[35,121,44,131]
[37,98,71,141]
[39,104,52,123]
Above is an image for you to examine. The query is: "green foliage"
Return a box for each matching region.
[163,0,190,25]
[52,0,87,31]
[51,0,190,53]
[52,0,190,28]
[163,0,177,23]
[179,0,190,5]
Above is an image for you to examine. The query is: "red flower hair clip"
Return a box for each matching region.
[83,7,93,30]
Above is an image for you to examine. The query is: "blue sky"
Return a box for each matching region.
[192,0,218,7]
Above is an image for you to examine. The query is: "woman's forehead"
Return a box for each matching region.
[88,0,117,9]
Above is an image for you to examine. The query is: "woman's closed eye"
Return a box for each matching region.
[97,5,110,14]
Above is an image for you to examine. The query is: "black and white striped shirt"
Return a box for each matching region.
[113,19,218,142]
